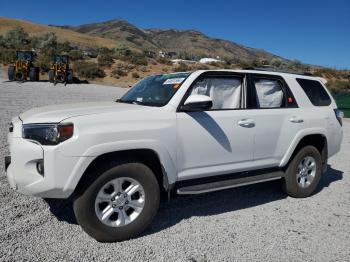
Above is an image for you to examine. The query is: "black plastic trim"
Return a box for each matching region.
[176,168,284,194]
[5,156,11,171]
[175,167,283,189]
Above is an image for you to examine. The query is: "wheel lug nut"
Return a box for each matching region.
[125,201,129,204]
[119,206,123,210]
[111,198,115,201]
[117,192,121,196]
[112,204,116,208]
[124,194,127,198]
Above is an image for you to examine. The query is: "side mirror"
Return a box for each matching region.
[181,94,213,111]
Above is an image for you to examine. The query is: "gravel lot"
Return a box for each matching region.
[0,77,349,262]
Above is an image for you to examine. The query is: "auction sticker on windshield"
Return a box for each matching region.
[163,78,185,85]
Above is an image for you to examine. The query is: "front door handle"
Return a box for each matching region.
[238,119,255,128]
[290,116,304,123]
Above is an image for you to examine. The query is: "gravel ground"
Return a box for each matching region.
[0,77,349,262]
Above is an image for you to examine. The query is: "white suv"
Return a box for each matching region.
[5,70,343,242]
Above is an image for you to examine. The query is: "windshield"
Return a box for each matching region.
[119,72,191,106]
[17,52,32,61]
[55,56,68,64]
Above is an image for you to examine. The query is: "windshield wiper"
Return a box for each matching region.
[116,99,143,105]
[116,99,162,107]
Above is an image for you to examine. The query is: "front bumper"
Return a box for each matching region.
[6,134,94,199]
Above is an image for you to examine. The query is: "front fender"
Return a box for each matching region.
[62,140,177,195]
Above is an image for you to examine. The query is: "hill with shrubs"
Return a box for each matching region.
[0,17,349,91]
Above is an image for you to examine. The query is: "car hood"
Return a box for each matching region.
[19,101,147,124]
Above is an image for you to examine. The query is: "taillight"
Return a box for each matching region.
[334,109,344,126]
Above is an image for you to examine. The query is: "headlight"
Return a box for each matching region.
[22,123,74,145]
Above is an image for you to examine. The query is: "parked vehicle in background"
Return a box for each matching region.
[8,51,39,82]
[48,55,73,85]
[5,70,343,242]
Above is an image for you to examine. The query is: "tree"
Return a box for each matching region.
[114,45,131,57]
[39,32,58,56]
[4,27,30,49]
[57,41,72,53]
[68,50,84,61]
[270,58,282,68]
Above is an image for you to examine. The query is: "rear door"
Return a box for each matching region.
[176,72,255,180]
[245,74,303,167]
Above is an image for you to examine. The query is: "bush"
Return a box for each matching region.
[327,80,350,92]
[174,62,190,72]
[194,64,209,70]
[111,69,127,78]
[314,68,339,79]
[34,54,52,72]
[74,61,105,79]
[110,63,135,79]
[3,27,30,49]
[0,48,16,64]
[132,72,140,79]
[129,54,148,66]
[97,53,114,68]
[138,66,148,72]
[270,58,283,68]
[68,50,84,61]
[157,57,172,65]
[38,32,58,56]
[114,45,131,57]
[111,65,128,78]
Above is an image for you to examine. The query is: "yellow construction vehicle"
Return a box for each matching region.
[8,51,39,82]
[48,55,73,85]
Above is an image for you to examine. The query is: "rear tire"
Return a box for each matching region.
[73,162,160,242]
[29,67,36,81]
[35,67,40,81]
[282,146,322,198]
[48,70,54,83]
[8,66,15,81]
[67,70,73,84]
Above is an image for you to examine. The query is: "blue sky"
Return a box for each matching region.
[1,0,350,68]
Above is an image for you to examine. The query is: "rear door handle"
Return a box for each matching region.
[238,119,255,128]
[290,117,304,123]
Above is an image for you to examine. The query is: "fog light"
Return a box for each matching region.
[36,160,44,176]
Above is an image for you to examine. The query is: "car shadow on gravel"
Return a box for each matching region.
[44,165,343,236]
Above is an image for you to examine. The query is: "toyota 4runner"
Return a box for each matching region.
[5,70,343,242]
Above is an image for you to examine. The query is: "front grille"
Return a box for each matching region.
[9,122,14,133]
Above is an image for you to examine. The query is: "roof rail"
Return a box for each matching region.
[249,67,313,76]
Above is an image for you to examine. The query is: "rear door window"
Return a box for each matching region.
[296,78,331,106]
[253,78,284,108]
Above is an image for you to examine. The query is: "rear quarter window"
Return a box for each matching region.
[296,78,331,106]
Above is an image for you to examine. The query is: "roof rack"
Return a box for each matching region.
[246,67,313,76]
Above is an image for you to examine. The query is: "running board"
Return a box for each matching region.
[176,171,283,195]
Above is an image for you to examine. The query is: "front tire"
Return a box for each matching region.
[283,146,322,198]
[8,66,15,81]
[73,162,160,242]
